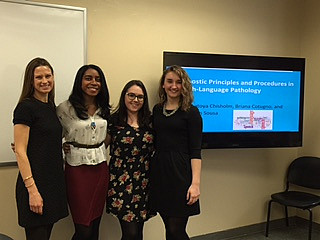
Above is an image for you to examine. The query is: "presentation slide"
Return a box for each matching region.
[185,67,301,133]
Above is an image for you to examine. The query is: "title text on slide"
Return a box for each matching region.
[191,79,294,95]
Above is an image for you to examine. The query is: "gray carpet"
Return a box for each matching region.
[222,226,319,240]
[191,217,320,240]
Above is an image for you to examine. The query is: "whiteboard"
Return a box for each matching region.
[0,0,87,166]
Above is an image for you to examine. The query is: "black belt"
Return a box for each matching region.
[67,141,104,149]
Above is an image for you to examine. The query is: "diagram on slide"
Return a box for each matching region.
[233,110,273,130]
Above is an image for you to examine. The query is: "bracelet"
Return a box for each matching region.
[23,175,33,182]
[25,181,35,188]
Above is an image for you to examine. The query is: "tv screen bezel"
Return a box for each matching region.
[163,51,305,149]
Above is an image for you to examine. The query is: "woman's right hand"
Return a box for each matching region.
[14,124,43,215]
[28,185,43,215]
[62,142,71,154]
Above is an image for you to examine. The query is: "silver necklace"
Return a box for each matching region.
[163,104,179,117]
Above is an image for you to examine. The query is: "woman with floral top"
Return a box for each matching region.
[105,80,154,240]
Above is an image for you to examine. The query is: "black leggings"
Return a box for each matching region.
[25,224,53,240]
[71,217,101,240]
[160,214,190,240]
[119,220,144,240]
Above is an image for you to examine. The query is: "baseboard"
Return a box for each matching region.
[191,216,319,240]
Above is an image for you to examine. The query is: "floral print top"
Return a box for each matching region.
[106,114,155,222]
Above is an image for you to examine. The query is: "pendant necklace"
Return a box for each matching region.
[90,116,96,130]
[163,103,179,117]
[90,121,96,130]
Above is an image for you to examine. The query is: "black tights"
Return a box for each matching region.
[25,224,53,240]
[160,214,190,240]
[71,217,101,240]
[119,220,144,240]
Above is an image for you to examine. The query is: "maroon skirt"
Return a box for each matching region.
[65,161,109,226]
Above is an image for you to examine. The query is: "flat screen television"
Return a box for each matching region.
[163,51,305,149]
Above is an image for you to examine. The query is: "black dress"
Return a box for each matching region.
[106,114,155,222]
[13,98,68,227]
[150,104,202,217]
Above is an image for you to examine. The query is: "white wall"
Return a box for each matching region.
[296,0,320,221]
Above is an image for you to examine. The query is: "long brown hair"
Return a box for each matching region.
[112,80,151,128]
[158,65,193,111]
[18,57,55,105]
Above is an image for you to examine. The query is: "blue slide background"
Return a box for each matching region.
[185,67,301,133]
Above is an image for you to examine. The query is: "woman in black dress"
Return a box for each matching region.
[106,80,155,240]
[13,58,68,240]
[150,65,202,240]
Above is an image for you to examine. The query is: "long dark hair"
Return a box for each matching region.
[68,64,111,119]
[18,57,55,105]
[113,80,151,128]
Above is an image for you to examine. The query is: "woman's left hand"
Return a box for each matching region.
[10,142,15,153]
[186,183,200,205]
[62,142,71,154]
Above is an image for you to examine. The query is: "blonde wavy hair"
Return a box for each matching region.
[158,65,193,111]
